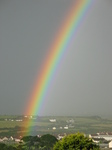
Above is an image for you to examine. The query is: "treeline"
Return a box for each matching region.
[0,134,57,150]
[0,133,100,150]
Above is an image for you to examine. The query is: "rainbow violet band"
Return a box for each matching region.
[24,0,94,135]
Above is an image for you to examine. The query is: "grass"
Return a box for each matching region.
[0,121,24,128]
[0,115,112,137]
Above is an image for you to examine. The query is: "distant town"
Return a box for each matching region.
[0,115,112,149]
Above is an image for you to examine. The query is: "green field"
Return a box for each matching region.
[0,115,112,138]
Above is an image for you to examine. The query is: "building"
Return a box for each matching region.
[109,141,112,149]
[49,119,56,122]
[89,133,112,141]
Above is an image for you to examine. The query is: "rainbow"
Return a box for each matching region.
[24,0,94,135]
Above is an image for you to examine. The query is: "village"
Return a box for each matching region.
[0,132,112,149]
[0,116,112,149]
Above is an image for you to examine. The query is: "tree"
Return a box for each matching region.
[21,134,58,150]
[0,143,7,150]
[21,136,33,142]
[0,143,17,150]
[40,134,58,149]
[7,145,17,150]
[53,133,100,150]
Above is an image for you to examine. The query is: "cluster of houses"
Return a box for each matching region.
[89,132,112,149]
[49,118,74,130]
[51,126,69,130]
[0,132,112,149]
[0,136,22,143]
[5,118,23,122]
[4,116,37,122]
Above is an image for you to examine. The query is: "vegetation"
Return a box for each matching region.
[0,133,100,150]
[21,134,58,149]
[0,115,112,137]
[0,143,17,150]
[0,134,57,149]
[53,133,100,150]
[0,116,112,149]
[40,134,58,149]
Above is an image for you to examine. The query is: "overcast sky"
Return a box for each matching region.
[0,0,112,116]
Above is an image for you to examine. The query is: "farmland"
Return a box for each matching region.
[0,115,112,138]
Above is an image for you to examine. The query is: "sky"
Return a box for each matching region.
[0,0,112,116]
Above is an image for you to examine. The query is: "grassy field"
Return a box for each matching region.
[0,115,112,137]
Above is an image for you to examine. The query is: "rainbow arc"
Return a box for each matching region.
[24,0,94,135]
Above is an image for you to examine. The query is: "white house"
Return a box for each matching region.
[89,134,112,141]
[0,139,3,142]
[49,119,56,122]
[3,137,8,141]
[16,119,23,121]
[109,141,112,149]
[57,135,64,140]
[9,136,14,141]
[15,138,21,142]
